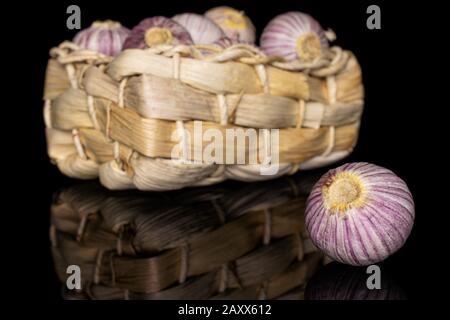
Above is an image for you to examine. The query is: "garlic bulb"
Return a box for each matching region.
[123,16,193,49]
[73,20,130,56]
[172,13,224,44]
[205,6,256,44]
[305,163,414,266]
[260,12,329,62]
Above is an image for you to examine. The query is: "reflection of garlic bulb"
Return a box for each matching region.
[260,12,329,62]
[123,16,193,49]
[305,262,407,300]
[73,20,130,56]
[172,13,224,44]
[205,6,256,44]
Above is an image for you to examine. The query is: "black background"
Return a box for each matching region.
[4,0,438,309]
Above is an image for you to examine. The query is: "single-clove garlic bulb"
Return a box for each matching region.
[123,16,193,49]
[205,6,256,44]
[172,13,225,44]
[73,20,130,56]
[305,163,414,266]
[260,12,329,62]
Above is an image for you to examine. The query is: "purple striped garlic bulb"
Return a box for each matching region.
[172,13,225,44]
[260,12,329,62]
[305,163,414,266]
[123,16,193,49]
[205,6,256,44]
[73,20,130,56]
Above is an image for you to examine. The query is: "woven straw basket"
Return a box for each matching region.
[44,40,363,190]
[51,174,324,299]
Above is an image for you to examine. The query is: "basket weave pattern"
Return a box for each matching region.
[44,41,364,190]
[51,177,323,299]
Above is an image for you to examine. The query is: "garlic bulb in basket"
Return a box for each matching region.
[123,16,193,49]
[305,163,414,266]
[172,13,224,44]
[73,20,130,56]
[260,12,329,62]
[205,6,256,44]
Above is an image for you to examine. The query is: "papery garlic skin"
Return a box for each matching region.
[305,163,414,266]
[172,13,225,44]
[205,6,256,44]
[123,16,193,49]
[214,36,238,49]
[260,12,329,62]
[73,20,130,56]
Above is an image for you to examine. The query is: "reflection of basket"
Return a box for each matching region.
[50,175,324,299]
[44,41,363,190]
